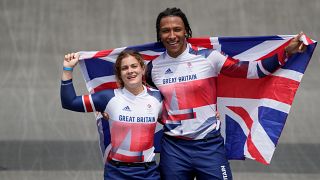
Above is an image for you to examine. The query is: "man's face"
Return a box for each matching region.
[159,16,187,58]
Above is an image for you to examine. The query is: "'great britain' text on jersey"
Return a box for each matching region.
[163,74,197,84]
[119,115,156,122]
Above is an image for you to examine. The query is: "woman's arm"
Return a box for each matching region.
[60,53,113,112]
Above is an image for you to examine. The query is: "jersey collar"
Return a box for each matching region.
[164,43,190,60]
[122,85,147,98]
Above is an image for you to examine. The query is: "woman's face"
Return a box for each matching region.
[120,55,145,90]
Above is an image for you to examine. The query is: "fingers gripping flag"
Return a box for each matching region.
[77,34,316,165]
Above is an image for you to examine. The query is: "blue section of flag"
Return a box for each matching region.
[282,43,317,73]
[126,42,165,52]
[258,106,288,145]
[225,115,246,160]
[79,35,317,164]
[85,58,115,79]
[101,117,111,149]
[219,36,284,57]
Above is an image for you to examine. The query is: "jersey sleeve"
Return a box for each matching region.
[60,79,114,112]
[209,47,287,79]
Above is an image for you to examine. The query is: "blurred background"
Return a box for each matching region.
[0,0,319,179]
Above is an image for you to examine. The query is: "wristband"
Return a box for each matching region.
[63,66,73,71]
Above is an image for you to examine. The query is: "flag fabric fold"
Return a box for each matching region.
[77,34,316,164]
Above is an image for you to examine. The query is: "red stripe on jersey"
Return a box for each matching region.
[221,57,248,78]
[93,49,113,58]
[228,106,268,164]
[83,95,93,112]
[218,75,299,105]
[111,122,156,151]
[93,82,118,92]
[159,77,217,110]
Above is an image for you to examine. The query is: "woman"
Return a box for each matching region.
[60,50,162,180]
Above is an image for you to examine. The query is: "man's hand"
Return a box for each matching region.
[285,32,307,57]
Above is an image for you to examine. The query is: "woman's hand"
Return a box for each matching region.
[64,53,80,68]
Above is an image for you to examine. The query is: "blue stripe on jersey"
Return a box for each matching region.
[164,123,181,132]
[60,80,85,112]
[147,89,162,103]
[91,89,115,112]
[61,79,72,85]
[189,48,213,58]
[219,36,284,57]
[257,65,267,78]
[282,43,317,73]
[261,54,280,73]
[258,106,287,145]
[85,58,114,79]
[61,80,115,112]
[225,115,246,160]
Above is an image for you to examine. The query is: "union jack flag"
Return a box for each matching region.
[77,35,316,165]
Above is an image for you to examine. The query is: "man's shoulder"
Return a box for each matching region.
[146,87,162,102]
[189,47,215,58]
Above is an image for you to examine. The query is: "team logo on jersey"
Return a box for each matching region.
[165,68,173,74]
[122,106,131,111]
[146,104,153,114]
[187,62,193,72]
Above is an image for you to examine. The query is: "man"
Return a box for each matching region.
[145,7,305,180]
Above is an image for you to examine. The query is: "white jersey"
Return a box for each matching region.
[146,43,286,140]
[103,87,162,163]
[61,81,163,162]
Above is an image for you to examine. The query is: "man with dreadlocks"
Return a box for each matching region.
[145,7,306,180]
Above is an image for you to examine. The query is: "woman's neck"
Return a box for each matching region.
[124,85,144,96]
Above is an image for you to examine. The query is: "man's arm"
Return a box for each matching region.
[214,33,307,79]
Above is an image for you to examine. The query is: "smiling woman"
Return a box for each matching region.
[114,50,146,95]
[60,50,162,180]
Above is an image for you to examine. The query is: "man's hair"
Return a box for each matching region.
[156,7,192,42]
[114,50,145,88]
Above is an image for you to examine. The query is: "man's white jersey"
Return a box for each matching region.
[146,43,286,140]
